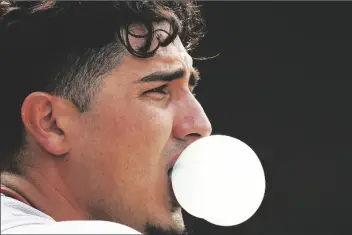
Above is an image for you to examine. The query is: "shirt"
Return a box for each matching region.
[1,193,141,234]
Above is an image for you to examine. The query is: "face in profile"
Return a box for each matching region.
[60,24,212,233]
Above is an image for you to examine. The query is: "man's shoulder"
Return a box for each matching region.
[1,193,54,232]
[1,194,142,234]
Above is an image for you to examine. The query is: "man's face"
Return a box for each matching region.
[65,29,212,232]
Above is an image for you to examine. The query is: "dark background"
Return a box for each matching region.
[182,2,351,235]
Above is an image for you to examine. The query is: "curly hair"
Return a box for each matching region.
[0,1,205,173]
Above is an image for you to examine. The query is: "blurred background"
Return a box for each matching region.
[183,2,351,235]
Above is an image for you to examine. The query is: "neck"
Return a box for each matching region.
[1,171,89,221]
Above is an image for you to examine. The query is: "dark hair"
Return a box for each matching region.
[0,1,205,173]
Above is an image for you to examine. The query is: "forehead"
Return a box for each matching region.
[152,38,193,70]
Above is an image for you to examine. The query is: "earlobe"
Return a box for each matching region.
[21,92,70,156]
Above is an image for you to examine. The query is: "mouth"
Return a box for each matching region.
[167,153,181,170]
[166,153,182,209]
[168,169,180,209]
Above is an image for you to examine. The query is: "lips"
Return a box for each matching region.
[168,173,180,208]
[167,153,181,208]
[167,153,181,170]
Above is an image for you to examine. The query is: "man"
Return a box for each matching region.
[0,1,212,234]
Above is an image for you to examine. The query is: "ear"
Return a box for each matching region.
[21,92,76,156]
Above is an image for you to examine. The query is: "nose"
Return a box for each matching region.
[172,94,212,144]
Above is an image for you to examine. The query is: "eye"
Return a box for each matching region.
[142,84,169,100]
[146,84,168,94]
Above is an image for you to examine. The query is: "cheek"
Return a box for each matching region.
[110,104,172,151]
[81,101,173,177]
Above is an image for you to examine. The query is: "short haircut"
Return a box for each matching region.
[0,1,205,173]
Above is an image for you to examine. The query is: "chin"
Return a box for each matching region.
[144,221,188,235]
[171,207,185,231]
[145,207,186,235]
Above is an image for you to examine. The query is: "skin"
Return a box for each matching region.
[0,24,212,233]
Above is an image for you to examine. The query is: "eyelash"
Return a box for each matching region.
[143,84,197,97]
[144,84,169,95]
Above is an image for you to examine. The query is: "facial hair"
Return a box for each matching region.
[144,223,189,235]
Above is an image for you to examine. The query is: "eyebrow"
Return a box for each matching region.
[137,68,200,86]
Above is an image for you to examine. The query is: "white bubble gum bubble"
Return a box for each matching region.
[171,135,266,227]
